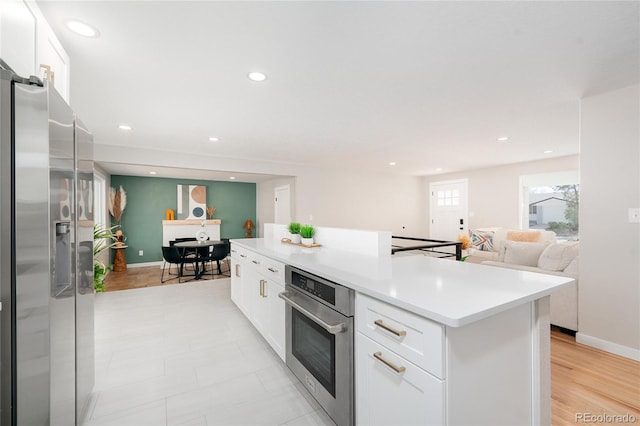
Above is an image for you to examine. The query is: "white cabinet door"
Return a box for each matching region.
[356,333,444,426]
[0,0,37,77]
[37,23,70,101]
[266,280,285,361]
[240,259,255,318]
[0,1,70,102]
[251,272,269,337]
[231,245,286,361]
[230,255,242,308]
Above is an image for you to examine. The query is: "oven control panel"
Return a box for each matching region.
[290,272,336,305]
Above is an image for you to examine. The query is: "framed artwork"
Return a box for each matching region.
[177,184,206,219]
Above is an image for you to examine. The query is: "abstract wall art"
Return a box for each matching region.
[177,184,207,219]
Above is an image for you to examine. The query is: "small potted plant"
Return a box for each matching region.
[299,224,316,246]
[288,222,301,244]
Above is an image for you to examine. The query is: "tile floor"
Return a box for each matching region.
[87,278,336,426]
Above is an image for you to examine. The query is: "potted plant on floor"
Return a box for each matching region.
[288,222,301,244]
[299,224,316,246]
[94,224,119,292]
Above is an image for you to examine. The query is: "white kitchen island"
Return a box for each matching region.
[230,234,574,426]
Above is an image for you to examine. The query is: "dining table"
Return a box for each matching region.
[173,240,223,280]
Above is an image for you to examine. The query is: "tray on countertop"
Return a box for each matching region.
[281,238,322,248]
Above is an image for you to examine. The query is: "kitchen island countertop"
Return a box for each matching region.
[231,238,574,327]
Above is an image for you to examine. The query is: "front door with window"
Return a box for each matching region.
[429,179,468,244]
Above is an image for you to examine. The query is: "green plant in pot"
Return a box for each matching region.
[93,224,119,292]
[299,224,316,246]
[288,222,302,244]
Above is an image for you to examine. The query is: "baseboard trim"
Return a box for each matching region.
[576,332,640,361]
[127,261,163,268]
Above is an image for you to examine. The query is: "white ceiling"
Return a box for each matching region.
[38,1,639,181]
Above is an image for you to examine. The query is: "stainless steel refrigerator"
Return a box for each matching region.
[0,59,95,425]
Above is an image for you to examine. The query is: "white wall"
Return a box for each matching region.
[258,169,428,238]
[289,168,427,237]
[422,155,580,233]
[256,177,296,237]
[578,84,640,360]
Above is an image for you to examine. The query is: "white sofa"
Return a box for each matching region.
[467,228,579,332]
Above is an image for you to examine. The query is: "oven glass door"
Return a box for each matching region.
[291,308,336,397]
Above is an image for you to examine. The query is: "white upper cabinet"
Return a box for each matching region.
[37,21,69,101]
[0,0,70,102]
[0,0,37,78]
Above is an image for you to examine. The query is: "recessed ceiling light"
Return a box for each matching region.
[229,176,236,180]
[247,72,267,82]
[435,168,443,172]
[209,137,219,142]
[149,171,157,175]
[497,137,509,142]
[389,162,396,166]
[65,20,99,38]
[118,124,132,131]
[543,150,553,154]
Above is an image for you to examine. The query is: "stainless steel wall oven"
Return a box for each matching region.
[280,266,355,426]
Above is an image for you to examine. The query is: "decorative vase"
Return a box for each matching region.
[290,233,301,244]
[301,237,313,246]
[196,228,209,242]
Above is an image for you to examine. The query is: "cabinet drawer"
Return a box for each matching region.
[356,333,444,426]
[356,293,444,379]
[259,258,285,284]
[241,249,285,284]
[230,244,248,261]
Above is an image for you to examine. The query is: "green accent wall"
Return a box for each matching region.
[110,175,256,264]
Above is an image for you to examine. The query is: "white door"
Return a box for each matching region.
[274,185,291,224]
[429,179,468,242]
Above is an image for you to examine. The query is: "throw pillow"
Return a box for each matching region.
[470,229,494,252]
[506,230,541,243]
[537,241,580,271]
[563,256,579,275]
[502,240,550,267]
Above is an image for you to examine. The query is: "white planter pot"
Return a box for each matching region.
[290,233,301,244]
[301,237,314,246]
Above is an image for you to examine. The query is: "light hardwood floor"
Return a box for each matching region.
[550,328,640,425]
[104,261,230,292]
[105,266,640,425]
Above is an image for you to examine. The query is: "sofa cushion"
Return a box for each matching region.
[506,230,541,243]
[470,229,495,252]
[502,240,550,267]
[563,255,579,275]
[537,241,580,272]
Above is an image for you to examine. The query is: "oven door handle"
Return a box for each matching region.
[279,291,347,335]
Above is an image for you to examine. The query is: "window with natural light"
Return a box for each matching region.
[437,189,460,207]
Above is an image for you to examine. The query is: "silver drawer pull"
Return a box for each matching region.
[240,254,247,258]
[373,352,406,374]
[374,319,407,337]
[252,260,260,264]
[267,267,278,273]
[231,249,237,253]
[235,264,240,277]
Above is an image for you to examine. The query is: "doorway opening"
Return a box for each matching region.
[274,184,291,224]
